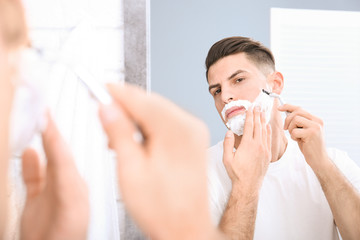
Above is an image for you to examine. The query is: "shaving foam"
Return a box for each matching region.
[221,90,274,136]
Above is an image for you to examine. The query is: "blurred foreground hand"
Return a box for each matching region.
[99,84,223,240]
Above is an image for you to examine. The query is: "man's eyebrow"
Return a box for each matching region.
[208,70,247,93]
[228,69,247,80]
[208,83,220,93]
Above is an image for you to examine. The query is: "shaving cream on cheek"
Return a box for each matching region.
[252,90,274,124]
[221,100,251,136]
[221,90,274,136]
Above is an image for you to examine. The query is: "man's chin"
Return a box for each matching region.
[225,114,246,136]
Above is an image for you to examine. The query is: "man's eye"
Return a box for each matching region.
[214,88,221,96]
[235,78,244,83]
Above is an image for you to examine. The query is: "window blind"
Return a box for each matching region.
[271,8,360,166]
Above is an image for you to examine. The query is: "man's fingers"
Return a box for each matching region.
[278,104,298,113]
[99,103,145,165]
[266,124,272,153]
[260,111,267,144]
[287,116,314,135]
[280,104,322,130]
[253,107,262,140]
[289,128,306,142]
[284,111,314,130]
[223,131,235,167]
[21,148,45,199]
[242,107,254,140]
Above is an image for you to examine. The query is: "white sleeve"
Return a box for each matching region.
[207,154,232,225]
[207,142,233,225]
[328,148,360,191]
[207,166,226,225]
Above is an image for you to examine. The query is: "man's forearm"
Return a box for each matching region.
[313,158,360,240]
[219,185,259,240]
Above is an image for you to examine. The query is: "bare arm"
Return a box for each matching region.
[219,108,272,239]
[219,186,259,240]
[279,104,360,240]
[313,158,360,240]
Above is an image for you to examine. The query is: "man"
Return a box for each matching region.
[206,36,360,240]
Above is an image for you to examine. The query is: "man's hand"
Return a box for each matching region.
[20,114,89,240]
[99,84,221,240]
[279,103,360,240]
[278,104,329,170]
[223,107,272,196]
[219,107,271,240]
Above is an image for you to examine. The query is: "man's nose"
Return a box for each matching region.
[221,88,234,104]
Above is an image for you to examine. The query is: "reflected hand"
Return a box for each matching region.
[278,104,329,170]
[223,107,272,196]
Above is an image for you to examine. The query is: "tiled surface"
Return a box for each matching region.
[124,0,149,89]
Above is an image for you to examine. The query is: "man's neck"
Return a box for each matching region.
[269,122,288,162]
[234,122,288,163]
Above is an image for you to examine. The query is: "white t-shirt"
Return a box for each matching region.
[207,137,360,240]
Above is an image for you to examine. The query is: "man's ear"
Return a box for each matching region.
[269,71,284,95]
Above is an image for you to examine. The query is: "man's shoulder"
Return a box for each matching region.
[327,147,350,158]
[208,140,223,153]
[207,140,223,155]
[207,140,224,161]
[327,147,360,189]
[327,147,360,171]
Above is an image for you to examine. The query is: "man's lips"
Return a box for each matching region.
[225,106,246,120]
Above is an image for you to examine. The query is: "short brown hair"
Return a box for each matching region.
[205,36,275,80]
[0,0,28,49]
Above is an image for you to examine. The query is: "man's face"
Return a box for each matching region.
[207,52,270,125]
